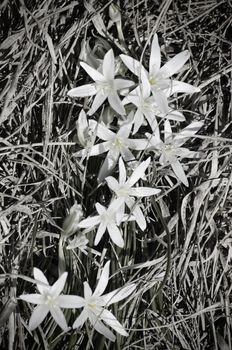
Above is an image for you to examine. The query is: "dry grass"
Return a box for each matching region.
[0,0,232,349]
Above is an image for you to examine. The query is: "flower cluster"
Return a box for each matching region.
[19,31,203,342]
[20,264,135,342]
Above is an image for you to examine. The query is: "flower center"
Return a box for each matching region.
[97,80,114,94]
[100,211,113,224]
[112,136,123,150]
[44,294,56,305]
[149,75,158,86]
[87,297,102,315]
[164,144,176,159]
[117,185,130,197]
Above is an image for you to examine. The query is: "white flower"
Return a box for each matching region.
[19,268,84,331]
[147,120,203,186]
[73,261,136,342]
[66,233,89,255]
[62,204,83,237]
[106,157,160,230]
[68,49,134,115]
[77,198,125,248]
[120,33,200,114]
[123,73,185,135]
[76,117,148,181]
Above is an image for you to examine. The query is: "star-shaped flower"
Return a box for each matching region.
[123,72,185,135]
[73,261,136,342]
[78,198,125,248]
[120,33,200,114]
[147,120,203,186]
[75,117,148,181]
[66,232,89,255]
[106,157,160,230]
[19,268,84,331]
[68,49,134,115]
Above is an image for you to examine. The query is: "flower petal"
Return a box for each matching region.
[171,159,189,187]
[95,202,106,215]
[92,318,116,342]
[122,93,140,107]
[127,138,148,151]
[114,79,134,90]
[88,91,108,115]
[108,197,125,213]
[107,222,124,248]
[164,120,173,144]
[174,121,203,146]
[19,294,44,305]
[140,69,151,99]
[89,120,115,141]
[33,268,49,294]
[93,261,110,297]
[78,216,101,229]
[102,284,136,306]
[108,92,125,115]
[126,198,146,230]
[115,202,126,225]
[127,157,150,187]
[165,80,201,96]
[117,119,133,138]
[144,110,159,135]
[152,89,169,114]
[175,147,199,158]
[120,146,135,162]
[129,187,161,197]
[101,309,128,336]
[97,148,119,182]
[106,176,120,193]
[159,50,190,78]
[120,54,147,77]
[80,61,105,82]
[133,109,144,134]
[103,49,115,81]
[88,141,111,157]
[68,84,97,98]
[84,282,93,298]
[29,304,49,331]
[50,272,68,298]
[94,223,107,245]
[162,109,185,122]
[57,295,85,308]
[118,157,127,184]
[132,204,147,230]
[73,309,88,329]
[50,306,69,331]
[149,33,161,76]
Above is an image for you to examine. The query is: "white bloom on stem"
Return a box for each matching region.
[120,33,200,114]
[66,233,89,255]
[68,49,134,115]
[123,71,185,135]
[75,117,148,181]
[106,157,160,230]
[19,268,84,331]
[78,198,125,248]
[73,261,136,342]
[147,120,203,186]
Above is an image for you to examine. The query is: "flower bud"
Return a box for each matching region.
[109,3,121,23]
[62,204,83,237]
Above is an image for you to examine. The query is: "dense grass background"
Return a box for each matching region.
[0,0,232,349]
